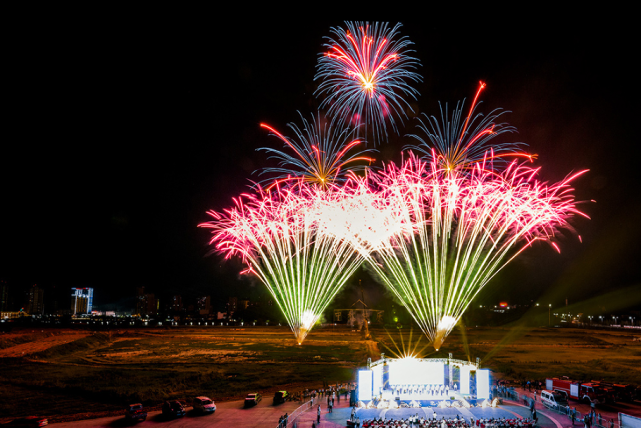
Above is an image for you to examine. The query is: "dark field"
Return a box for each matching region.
[1,325,640,420]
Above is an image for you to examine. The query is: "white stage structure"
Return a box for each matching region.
[359,369,373,401]
[460,364,471,395]
[358,355,489,404]
[477,369,490,399]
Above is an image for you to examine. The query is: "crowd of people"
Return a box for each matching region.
[391,384,455,397]
[356,416,536,428]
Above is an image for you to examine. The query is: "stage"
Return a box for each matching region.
[357,355,491,406]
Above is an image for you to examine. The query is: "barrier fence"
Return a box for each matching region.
[494,387,622,428]
[275,399,313,428]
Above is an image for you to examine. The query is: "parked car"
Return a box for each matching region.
[124,403,147,422]
[541,389,568,410]
[244,392,262,407]
[273,391,289,404]
[162,400,186,418]
[193,396,217,414]
[2,417,48,427]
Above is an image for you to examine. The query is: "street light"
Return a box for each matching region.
[548,304,552,327]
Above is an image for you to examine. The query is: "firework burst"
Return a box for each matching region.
[201,179,382,344]
[405,82,535,173]
[362,155,587,350]
[256,112,375,189]
[315,21,421,144]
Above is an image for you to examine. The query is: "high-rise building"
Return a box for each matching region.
[71,287,93,315]
[27,284,45,315]
[171,295,183,312]
[228,296,238,314]
[197,296,211,315]
[0,281,9,312]
[135,287,158,316]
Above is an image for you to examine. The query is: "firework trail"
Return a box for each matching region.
[256,112,375,190]
[315,21,421,144]
[201,179,387,344]
[362,155,587,350]
[405,82,535,173]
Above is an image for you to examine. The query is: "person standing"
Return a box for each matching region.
[317,404,321,424]
[533,409,537,424]
[571,409,576,425]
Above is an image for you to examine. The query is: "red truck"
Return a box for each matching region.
[591,381,637,402]
[545,378,606,405]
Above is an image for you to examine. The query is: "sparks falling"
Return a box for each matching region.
[362,155,588,350]
[200,179,378,344]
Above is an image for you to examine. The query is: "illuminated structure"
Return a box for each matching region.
[26,284,45,316]
[357,355,489,406]
[71,287,93,315]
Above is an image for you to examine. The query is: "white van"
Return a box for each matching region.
[541,389,568,409]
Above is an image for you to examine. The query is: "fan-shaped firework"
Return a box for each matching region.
[362,155,587,350]
[315,21,421,144]
[405,82,535,173]
[201,179,384,344]
[256,112,376,189]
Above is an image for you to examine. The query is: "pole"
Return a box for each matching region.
[548,304,551,327]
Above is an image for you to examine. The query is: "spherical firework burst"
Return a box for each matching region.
[200,179,380,344]
[362,155,587,350]
[405,82,535,173]
[256,112,375,189]
[315,21,421,144]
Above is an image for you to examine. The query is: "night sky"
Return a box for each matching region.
[3,16,639,313]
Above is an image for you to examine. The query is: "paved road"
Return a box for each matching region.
[515,387,641,426]
[296,398,564,428]
[50,398,303,428]
[41,390,641,428]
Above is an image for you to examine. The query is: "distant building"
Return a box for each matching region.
[27,284,45,316]
[197,296,211,315]
[171,295,183,312]
[0,281,9,311]
[227,297,238,316]
[135,287,159,317]
[71,287,93,315]
[239,299,250,310]
[1,311,25,320]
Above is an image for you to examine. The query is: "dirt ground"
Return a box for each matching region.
[1,324,640,422]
